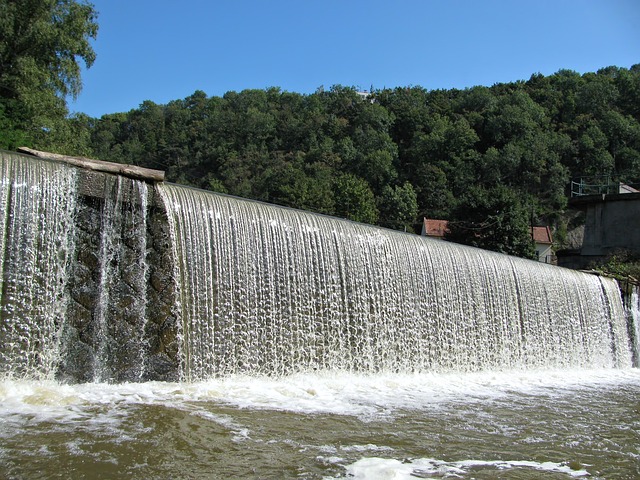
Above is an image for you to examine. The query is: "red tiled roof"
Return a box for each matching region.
[531,226,553,244]
[423,219,449,238]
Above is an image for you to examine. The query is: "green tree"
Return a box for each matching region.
[377,182,418,231]
[259,152,335,215]
[0,101,30,148]
[416,164,456,220]
[574,119,615,175]
[333,173,379,224]
[0,0,98,148]
[446,186,536,259]
[405,114,478,212]
[485,90,547,147]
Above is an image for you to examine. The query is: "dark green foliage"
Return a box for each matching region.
[333,173,379,224]
[377,182,418,232]
[591,250,640,282]
[446,186,537,259]
[0,0,98,151]
[73,65,640,257]
[0,101,30,149]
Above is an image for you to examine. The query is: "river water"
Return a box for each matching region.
[2,369,639,479]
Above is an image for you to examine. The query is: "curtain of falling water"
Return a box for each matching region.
[159,186,633,381]
[0,152,153,382]
[625,285,640,367]
[0,153,78,379]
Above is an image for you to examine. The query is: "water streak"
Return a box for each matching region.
[626,286,640,366]
[92,176,150,382]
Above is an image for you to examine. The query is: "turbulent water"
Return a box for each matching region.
[0,154,78,378]
[91,175,150,383]
[2,370,640,479]
[0,152,154,382]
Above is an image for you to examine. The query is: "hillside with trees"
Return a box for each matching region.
[1,2,639,259]
[73,67,640,258]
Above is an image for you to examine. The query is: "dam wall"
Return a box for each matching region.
[0,150,179,382]
[0,149,636,383]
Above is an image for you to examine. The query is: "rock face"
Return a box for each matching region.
[55,169,180,383]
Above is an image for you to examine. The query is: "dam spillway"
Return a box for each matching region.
[160,184,632,380]
[0,149,636,383]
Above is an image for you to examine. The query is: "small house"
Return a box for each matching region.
[422,218,554,263]
[421,218,449,239]
[531,226,554,264]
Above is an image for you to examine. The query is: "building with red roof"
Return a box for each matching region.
[420,219,449,239]
[421,218,555,263]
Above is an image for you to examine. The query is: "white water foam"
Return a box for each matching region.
[331,457,590,479]
[2,370,638,478]
[2,369,640,423]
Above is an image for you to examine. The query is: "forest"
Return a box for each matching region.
[19,68,640,259]
[1,2,639,260]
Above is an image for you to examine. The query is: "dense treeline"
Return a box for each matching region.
[60,66,640,257]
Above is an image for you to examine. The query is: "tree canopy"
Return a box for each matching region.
[0,0,98,150]
[62,66,640,258]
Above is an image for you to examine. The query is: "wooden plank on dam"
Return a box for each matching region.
[17,147,165,182]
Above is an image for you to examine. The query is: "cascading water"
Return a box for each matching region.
[159,185,633,381]
[625,284,640,366]
[0,151,154,382]
[0,152,78,379]
[0,149,635,384]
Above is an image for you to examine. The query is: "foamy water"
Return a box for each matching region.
[337,457,590,479]
[4,369,639,419]
[2,369,639,479]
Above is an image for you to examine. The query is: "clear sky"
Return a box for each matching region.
[69,0,640,118]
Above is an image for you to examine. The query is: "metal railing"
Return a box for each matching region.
[540,254,557,265]
[571,175,640,197]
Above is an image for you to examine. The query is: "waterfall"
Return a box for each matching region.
[0,152,154,382]
[0,150,634,383]
[91,176,150,382]
[625,285,640,367]
[159,185,633,381]
[0,153,78,379]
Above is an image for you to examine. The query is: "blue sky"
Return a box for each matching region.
[69,0,640,118]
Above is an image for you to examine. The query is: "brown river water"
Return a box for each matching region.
[2,369,639,479]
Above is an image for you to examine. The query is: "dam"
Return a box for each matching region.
[0,148,636,383]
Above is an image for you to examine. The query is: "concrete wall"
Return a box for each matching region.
[579,193,640,256]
